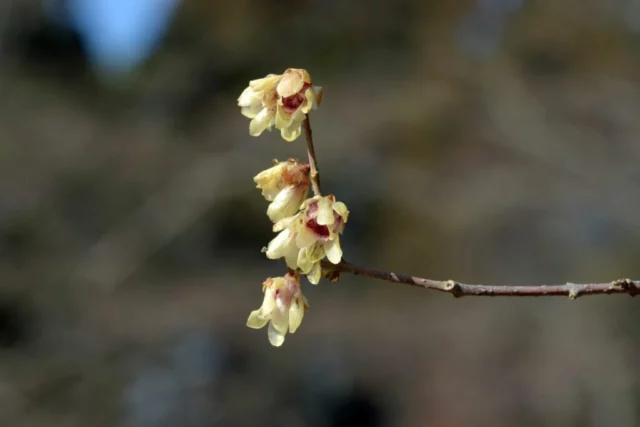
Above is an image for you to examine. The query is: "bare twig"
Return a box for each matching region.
[303,116,322,196]
[305,110,637,299]
[323,260,640,298]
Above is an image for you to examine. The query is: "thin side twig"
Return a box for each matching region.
[303,116,322,196]
[323,260,640,298]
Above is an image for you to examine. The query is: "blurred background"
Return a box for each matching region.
[1,0,640,426]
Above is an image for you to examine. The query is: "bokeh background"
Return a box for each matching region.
[1,0,640,426]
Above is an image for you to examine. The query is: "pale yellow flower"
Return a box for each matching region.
[295,195,348,284]
[266,195,349,284]
[246,273,309,347]
[275,68,323,142]
[237,74,281,137]
[238,68,322,142]
[254,159,310,222]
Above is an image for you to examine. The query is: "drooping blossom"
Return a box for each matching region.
[246,272,308,347]
[237,68,322,142]
[266,195,349,284]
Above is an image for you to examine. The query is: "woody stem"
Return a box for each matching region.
[321,260,640,298]
[297,93,639,299]
[303,116,322,196]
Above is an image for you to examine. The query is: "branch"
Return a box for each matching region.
[303,116,322,196]
[303,111,638,299]
[323,260,640,298]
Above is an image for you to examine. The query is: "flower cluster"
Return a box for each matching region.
[237,68,323,142]
[239,69,348,346]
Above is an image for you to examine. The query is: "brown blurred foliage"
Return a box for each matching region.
[0,0,640,426]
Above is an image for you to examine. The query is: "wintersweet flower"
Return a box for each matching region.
[275,68,322,142]
[254,159,310,222]
[237,74,281,137]
[238,68,322,142]
[266,195,349,284]
[246,273,309,347]
[295,195,349,284]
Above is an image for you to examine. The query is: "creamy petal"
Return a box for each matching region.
[273,214,299,232]
[246,309,269,329]
[254,163,287,201]
[301,195,320,210]
[267,185,306,222]
[308,242,326,262]
[297,246,314,273]
[316,197,334,226]
[291,109,307,125]
[307,262,321,285]
[259,188,280,202]
[277,70,306,98]
[266,229,293,260]
[275,105,294,130]
[251,74,281,90]
[332,201,349,222]
[238,86,265,119]
[294,69,312,83]
[261,287,278,314]
[268,322,286,347]
[275,296,287,313]
[280,123,302,142]
[241,104,262,119]
[270,308,289,334]
[288,297,304,333]
[324,238,343,264]
[295,224,318,248]
[283,245,301,270]
[237,87,258,106]
[300,88,315,114]
[265,225,302,269]
[249,108,275,136]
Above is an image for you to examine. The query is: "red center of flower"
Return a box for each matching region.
[304,201,344,238]
[281,83,312,114]
[305,218,330,238]
[282,93,305,114]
